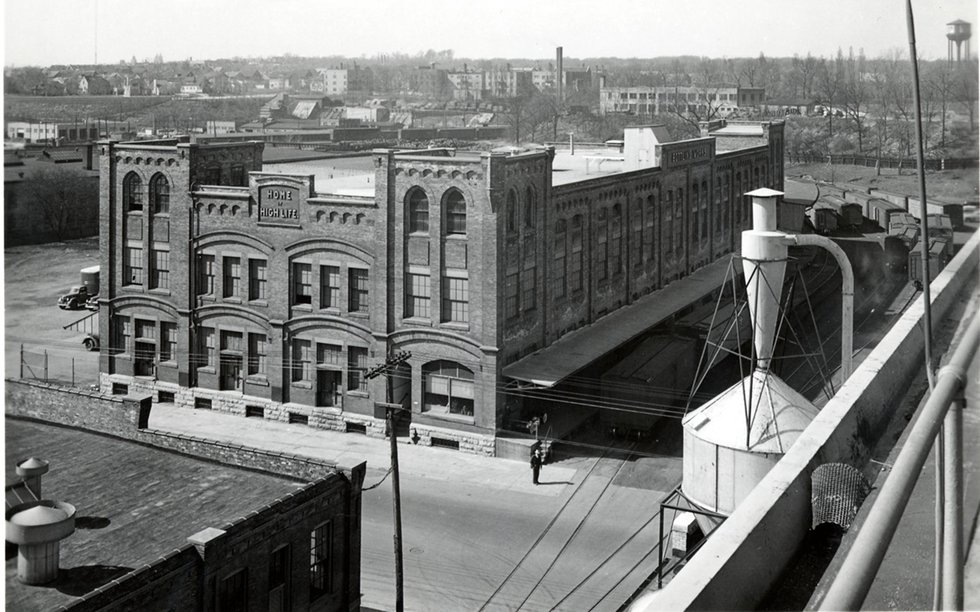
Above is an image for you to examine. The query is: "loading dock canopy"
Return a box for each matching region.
[503,257,731,388]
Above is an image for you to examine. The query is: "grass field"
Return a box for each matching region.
[4,94,274,129]
[786,161,979,203]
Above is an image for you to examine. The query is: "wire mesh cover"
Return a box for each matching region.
[810,463,871,529]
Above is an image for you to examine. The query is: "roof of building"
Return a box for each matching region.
[4,419,305,612]
[503,257,731,387]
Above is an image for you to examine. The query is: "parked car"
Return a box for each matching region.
[85,294,100,311]
[57,286,91,310]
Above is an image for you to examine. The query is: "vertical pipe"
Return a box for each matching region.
[658,508,665,589]
[905,4,941,606]
[20,344,24,379]
[942,396,964,610]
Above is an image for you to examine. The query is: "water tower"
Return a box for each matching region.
[947,19,972,64]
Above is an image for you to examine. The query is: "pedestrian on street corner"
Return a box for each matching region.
[530,448,542,485]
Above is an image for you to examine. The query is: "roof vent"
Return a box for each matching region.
[6,500,76,584]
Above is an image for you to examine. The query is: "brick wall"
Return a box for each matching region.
[5,380,149,437]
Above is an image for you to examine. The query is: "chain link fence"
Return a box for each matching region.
[18,345,99,389]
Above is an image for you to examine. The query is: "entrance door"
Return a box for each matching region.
[134,341,155,376]
[220,356,242,391]
[316,370,341,407]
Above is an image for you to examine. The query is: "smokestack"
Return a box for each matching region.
[556,46,564,103]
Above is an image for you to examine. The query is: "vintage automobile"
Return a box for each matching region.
[57,286,91,310]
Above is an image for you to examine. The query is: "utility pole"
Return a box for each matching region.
[365,350,412,612]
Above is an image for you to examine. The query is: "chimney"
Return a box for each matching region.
[556,46,564,103]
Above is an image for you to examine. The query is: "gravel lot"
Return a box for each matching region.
[4,238,100,384]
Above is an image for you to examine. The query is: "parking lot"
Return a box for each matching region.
[4,238,100,385]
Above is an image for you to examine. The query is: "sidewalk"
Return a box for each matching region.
[146,403,578,495]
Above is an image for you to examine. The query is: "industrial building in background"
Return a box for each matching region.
[95,118,784,455]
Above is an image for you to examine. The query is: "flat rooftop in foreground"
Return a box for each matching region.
[4,419,304,612]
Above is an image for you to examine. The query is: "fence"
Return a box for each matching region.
[786,153,979,171]
[18,344,98,388]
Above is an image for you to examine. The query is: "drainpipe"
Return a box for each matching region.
[783,233,854,380]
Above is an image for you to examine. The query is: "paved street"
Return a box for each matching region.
[147,404,680,611]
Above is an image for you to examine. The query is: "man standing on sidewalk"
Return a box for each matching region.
[530,448,542,485]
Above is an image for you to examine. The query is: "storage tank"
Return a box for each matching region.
[681,188,819,517]
[80,266,100,295]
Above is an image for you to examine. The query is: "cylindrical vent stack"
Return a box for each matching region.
[742,188,787,370]
[6,501,76,585]
[16,458,49,499]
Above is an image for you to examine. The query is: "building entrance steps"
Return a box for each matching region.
[146,402,577,493]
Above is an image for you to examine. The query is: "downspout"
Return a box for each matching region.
[783,233,854,380]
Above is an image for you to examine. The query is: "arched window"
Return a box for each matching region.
[444,190,466,235]
[422,360,475,417]
[554,219,567,298]
[407,188,429,233]
[123,172,142,212]
[506,189,517,233]
[701,180,708,241]
[150,173,170,215]
[570,215,584,292]
[524,187,536,228]
[596,208,609,281]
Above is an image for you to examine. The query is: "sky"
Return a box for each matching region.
[3,0,978,67]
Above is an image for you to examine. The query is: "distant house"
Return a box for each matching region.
[77,74,112,95]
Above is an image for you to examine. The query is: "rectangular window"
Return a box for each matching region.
[124,246,143,286]
[218,569,247,612]
[505,272,519,318]
[198,254,215,296]
[248,259,267,301]
[269,546,290,611]
[292,339,311,382]
[160,322,177,362]
[442,276,469,323]
[596,229,608,281]
[199,327,215,368]
[570,226,583,292]
[310,522,333,599]
[223,257,241,298]
[347,347,368,392]
[230,164,245,186]
[349,268,369,313]
[406,272,430,318]
[220,330,242,353]
[248,333,267,376]
[151,249,169,290]
[319,265,340,309]
[114,316,131,354]
[293,263,312,305]
[135,319,156,341]
[316,343,343,367]
[522,268,536,311]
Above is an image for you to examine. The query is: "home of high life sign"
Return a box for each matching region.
[258,185,301,226]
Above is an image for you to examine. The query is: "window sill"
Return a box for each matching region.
[158,361,178,369]
[198,295,216,303]
[248,299,269,307]
[292,304,313,312]
[402,317,432,326]
[197,367,216,374]
[346,390,369,397]
[348,312,369,319]
[223,297,243,304]
[319,307,342,315]
[291,381,313,390]
[439,322,470,332]
[421,411,475,424]
[246,376,269,387]
[148,288,171,296]
[121,285,144,292]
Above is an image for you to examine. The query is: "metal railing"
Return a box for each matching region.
[819,312,980,611]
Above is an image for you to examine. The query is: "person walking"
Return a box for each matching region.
[530,448,542,485]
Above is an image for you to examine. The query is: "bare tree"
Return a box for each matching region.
[21,166,98,242]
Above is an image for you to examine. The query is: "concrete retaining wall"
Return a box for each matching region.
[649,229,979,611]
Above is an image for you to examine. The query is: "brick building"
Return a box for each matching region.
[97,121,784,455]
[5,411,364,611]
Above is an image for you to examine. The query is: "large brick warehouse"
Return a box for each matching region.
[97,120,784,455]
